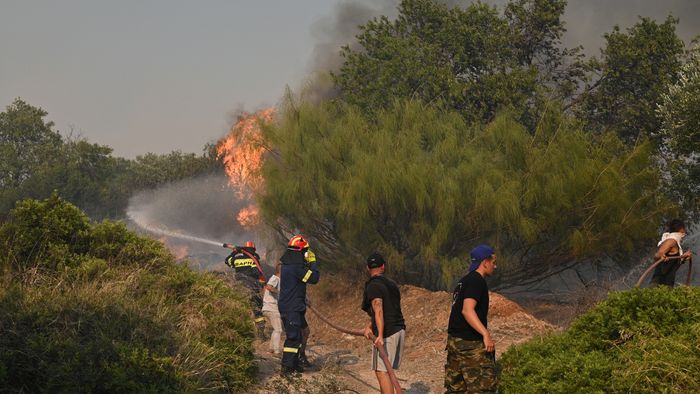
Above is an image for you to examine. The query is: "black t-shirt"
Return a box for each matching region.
[448,270,489,340]
[362,275,406,338]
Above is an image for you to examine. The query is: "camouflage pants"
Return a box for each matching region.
[444,335,498,393]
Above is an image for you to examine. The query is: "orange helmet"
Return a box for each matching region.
[244,241,255,249]
[287,235,309,251]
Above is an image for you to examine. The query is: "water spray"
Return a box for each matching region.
[127,209,223,247]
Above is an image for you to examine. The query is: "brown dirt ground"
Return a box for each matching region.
[246,280,557,393]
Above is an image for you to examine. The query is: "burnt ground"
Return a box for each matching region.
[244,280,557,393]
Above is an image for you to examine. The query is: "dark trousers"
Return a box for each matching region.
[281,311,303,369]
[650,260,683,287]
[237,274,265,322]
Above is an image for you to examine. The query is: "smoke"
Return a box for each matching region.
[126,174,268,270]
[562,0,700,56]
[302,0,398,101]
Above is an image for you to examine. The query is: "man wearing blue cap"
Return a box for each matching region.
[444,244,498,393]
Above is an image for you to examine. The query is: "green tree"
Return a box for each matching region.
[332,0,583,126]
[259,97,670,288]
[578,16,685,144]
[504,0,585,101]
[124,149,221,191]
[0,99,62,212]
[332,0,528,124]
[657,46,700,218]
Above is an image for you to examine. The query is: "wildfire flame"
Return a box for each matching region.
[237,204,261,228]
[217,108,274,227]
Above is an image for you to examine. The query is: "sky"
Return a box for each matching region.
[1,0,698,158]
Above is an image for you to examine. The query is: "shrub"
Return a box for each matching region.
[0,196,256,392]
[500,286,700,393]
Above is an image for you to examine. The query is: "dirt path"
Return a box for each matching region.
[247,283,557,393]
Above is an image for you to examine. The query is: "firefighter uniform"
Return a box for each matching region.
[278,248,319,373]
[226,248,266,327]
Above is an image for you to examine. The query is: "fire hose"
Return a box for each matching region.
[223,244,403,393]
[635,255,693,287]
[306,303,404,394]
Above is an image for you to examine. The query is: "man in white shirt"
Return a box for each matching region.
[262,263,283,355]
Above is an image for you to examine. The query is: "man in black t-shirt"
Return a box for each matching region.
[445,244,498,393]
[361,253,405,394]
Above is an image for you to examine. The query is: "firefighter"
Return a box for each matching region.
[278,235,320,375]
[224,241,266,337]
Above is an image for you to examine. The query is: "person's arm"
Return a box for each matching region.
[654,239,676,261]
[300,250,320,284]
[363,320,373,340]
[264,276,278,292]
[462,298,494,352]
[372,298,385,347]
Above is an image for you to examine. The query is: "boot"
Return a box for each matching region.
[298,352,312,368]
[254,319,267,340]
[280,364,304,376]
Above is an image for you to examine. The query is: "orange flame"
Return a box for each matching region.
[237,204,261,228]
[217,108,274,199]
[217,108,274,227]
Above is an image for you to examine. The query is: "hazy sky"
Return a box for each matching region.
[2,1,698,158]
[1,1,337,157]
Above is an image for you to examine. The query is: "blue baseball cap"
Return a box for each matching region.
[469,244,494,272]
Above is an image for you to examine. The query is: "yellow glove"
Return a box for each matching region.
[304,250,316,263]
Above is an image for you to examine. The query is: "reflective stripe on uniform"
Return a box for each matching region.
[234,258,256,268]
[301,270,313,283]
[254,317,265,323]
[283,347,299,353]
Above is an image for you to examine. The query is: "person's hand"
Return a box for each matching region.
[681,250,693,261]
[374,336,384,348]
[483,332,495,353]
[363,326,373,340]
[305,250,316,263]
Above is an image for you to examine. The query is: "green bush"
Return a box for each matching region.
[500,286,700,393]
[0,195,256,392]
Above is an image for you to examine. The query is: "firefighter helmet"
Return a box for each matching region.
[244,241,256,249]
[287,235,309,251]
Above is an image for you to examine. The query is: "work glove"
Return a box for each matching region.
[304,249,316,264]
